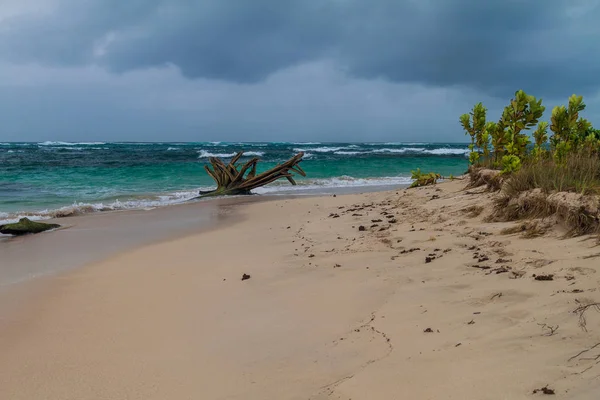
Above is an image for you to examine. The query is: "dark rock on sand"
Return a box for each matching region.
[0,218,60,236]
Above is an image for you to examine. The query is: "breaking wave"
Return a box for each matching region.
[254,175,412,194]
[0,190,201,225]
[197,150,265,158]
[0,175,415,226]
[38,141,106,146]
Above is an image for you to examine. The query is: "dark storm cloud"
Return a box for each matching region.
[1,0,599,97]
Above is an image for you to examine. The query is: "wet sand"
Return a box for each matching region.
[2,181,600,399]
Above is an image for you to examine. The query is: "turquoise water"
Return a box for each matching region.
[0,141,469,222]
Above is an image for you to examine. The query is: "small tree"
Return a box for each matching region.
[550,94,589,162]
[460,102,487,165]
[488,120,507,165]
[500,90,545,173]
[532,121,549,161]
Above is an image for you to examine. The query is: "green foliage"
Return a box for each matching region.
[459,90,600,194]
[532,121,549,161]
[460,102,487,165]
[500,90,545,171]
[550,95,600,162]
[488,120,507,165]
[500,154,522,174]
[410,169,442,188]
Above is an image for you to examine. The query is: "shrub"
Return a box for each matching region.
[460,90,600,178]
[503,152,600,197]
[410,169,441,188]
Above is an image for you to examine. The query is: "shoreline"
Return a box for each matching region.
[0,185,409,286]
[0,182,410,226]
[2,180,600,398]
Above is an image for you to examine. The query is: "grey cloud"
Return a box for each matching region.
[0,62,506,142]
[2,0,600,98]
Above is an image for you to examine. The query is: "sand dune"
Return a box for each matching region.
[1,180,600,399]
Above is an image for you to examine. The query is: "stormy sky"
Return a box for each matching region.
[1,0,599,142]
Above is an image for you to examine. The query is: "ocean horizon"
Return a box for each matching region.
[1,141,469,223]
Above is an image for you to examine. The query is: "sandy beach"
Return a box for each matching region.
[2,181,600,399]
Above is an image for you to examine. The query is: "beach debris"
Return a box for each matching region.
[537,323,559,336]
[358,225,366,231]
[534,274,554,281]
[241,273,251,281]
[490,292,503,300]
[488,266,510,275]
[0,218,60,236]
[423,328,434,333]
[510,270,527,279]
[425,256,435,263]
[572,302,600,332]
[334,263,342,268]
[198,151,305,197]
[400,247,421,254]
[532,386,555,395]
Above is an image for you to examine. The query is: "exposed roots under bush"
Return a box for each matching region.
[467,167,503,191]
[490,189,600,236]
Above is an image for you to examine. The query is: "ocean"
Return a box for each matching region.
[0,141,469,223]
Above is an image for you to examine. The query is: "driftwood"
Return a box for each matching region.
[198,151,306,197]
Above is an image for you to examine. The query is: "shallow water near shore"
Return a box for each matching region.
[0,196,244,287]
[0,141,468,223]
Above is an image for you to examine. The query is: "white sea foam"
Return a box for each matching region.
[198,150,237,158]
[38,141,106,146]
[294,147,346,153]
[381,142,428,145]
[0,174,417,227]
[424,148,470,155]
[0,190,202,226]
[39,146,84,150]
[291,142,321,145]
[167,147,180,151]
[253,175,412,194]
[197,150,264,158]
[334,151,362,155]
[372,148,422,153]
[369,147,469,156]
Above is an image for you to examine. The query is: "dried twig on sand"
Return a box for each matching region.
[573,302,600,332]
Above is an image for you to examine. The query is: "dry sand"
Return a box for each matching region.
[1,180,600,399]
